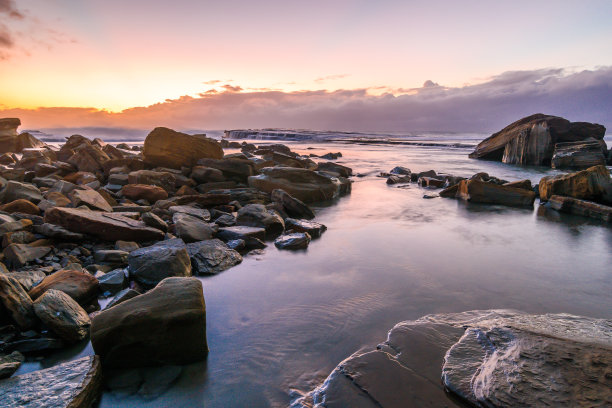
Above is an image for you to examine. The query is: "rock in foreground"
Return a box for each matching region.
[294,310,612,408]
[91,277,207,368]
[0,355,102,408]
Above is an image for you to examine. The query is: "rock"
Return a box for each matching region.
[0,199,40,215]
[0,351,24,379]
[0,274,37,330]
[439,184,459,198]
[551,140,607,169]
[115,240,139,252]
[91,277,207,367]
[418,177,445,188]
[213,213,236,227]
[70,188,113,212]
[236,204,284,236]
[2,230,37,247]
[196,158,255,181]
[4,337,65,354]
[274,232,311,249]
[66,144,110,174]
[5,269,46,291]
[173,213,216,243]
[32,223,85,241]
[186,239,242,275]
[271,189,315,220]
[3,244,52,268]
[249,167,343,203]
[226,239,245,251]
[0,119,46,154]
[389,166,411,175]
[190,166,225,183]
[140,212,168,232]
[0,181,42,204]
[121,184,168,203]
[284,218,326,238]
[104,288,141,310]
[456,179,536,207]
[320,152,343,160]
[169,205,211,221]
[469,113,606,166]
[29,269,99,306]
[0,118,19,137]
[98,269,128,295]
[32,289,91,342]
[317,162,353,177]
[143,127,223,169]
[502,179,533,190]
[538,164,612,203]
[386,175,411,185]
[128,239,192,288]
[44,207,165,242]
[0,355,102,407]
[548,195,612,222]
[94,250,129,265]
[128,170,176,192]
[0,219,32,235]
[217,226,267,249]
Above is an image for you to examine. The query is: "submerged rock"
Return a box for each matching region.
[91,277,207,368]
[548,195,612,222]
[0,351,24,379]
[551,139,607,169]
[284,218,327,238]
[274,232,311,250]
[0,355,102,407]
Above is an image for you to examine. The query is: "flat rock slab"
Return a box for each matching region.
[0,355,102,407]
[44,207,165,242]
[295,310,612,408]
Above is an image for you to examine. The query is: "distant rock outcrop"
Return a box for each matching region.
[0,118,46,154]
[469,114,607,168]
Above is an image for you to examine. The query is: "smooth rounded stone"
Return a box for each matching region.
[121,183,169,203]
[70,188,113,212]
[103,288,141,310]
[91,277,207,368]
[32,289,91,343]
[5,269,46,291]
[190,166,225,183]
[93,250,129,265]
[0,181,42,204]
[186,238,242,275]
[168,205,211,221]
[271,189,315,220]
[29,269,99,306]
[386,174,411,185]
[173,213,217,243]
[0,351,24,379]
[284,218,327,238]
[0,274,37,330]
[140,211,168,232]
[0,355,102,407]
[236,203,285,236]
[98,269,127,295]
[539,164,612,204]
[0,199,40,215]
[389,166,411,175]
[44,207,165,242]
[274,232,311,250]
[317,161,353,177]
[115,240,139,252]
[128,238,192,288]
[143,127,223,169]
[32,223,85,241]
[3,244,52,268]
[456,179,536,207]
[248,167,343,203]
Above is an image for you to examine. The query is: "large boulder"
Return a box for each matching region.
[0,181,43,204]
[128,239,192,288]
[456,179,536,207]
[538,165,612,203]
[469,114,606,166]
[66,144,110,174]
[90,277,207,367]
[0,274,37,330]
[0,355,102,407]
[187,239,242,275]
[143,127,223,169]
[236,204,285,235]
[0,118,46,154]
[551,140,607,169]
[248,167,342,203]
[32,289,91,342]
[44,207,165,242]
[29,269,99,306]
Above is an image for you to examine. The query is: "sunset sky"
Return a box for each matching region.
[1,0,611,131]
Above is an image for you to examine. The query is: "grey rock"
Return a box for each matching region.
[94,250,129,265]
[0,351,24,379]
[128,239,192,288]
[389,166,411,175]
[5,269,46,292]
[271,189,315,220]
[173,213,217,243]
[104,288,141,310]
[33,223,86,241]
[98,269,128,295]
[236,203,284,236]
[284,218,327,238]
[217,226,267,249]
[274,232,311,250]
[0,181,42,204]
[141,211,168,232]
[187,239,242,275]
[168,205,211,221]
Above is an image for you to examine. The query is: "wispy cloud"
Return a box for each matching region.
[315,74,350,83]
[3,67,611,133]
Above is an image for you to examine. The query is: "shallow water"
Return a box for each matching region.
[22,136,612,406]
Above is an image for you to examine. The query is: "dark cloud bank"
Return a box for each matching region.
[4,67,612,133]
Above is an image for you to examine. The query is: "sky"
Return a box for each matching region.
[1,0,612,132]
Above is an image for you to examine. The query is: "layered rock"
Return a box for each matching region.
[249,167,343,203]
[236,204,285,235]
[187,239,242,275]
[469,114,606,167]
[32,289,91,342]
[0,274,37,330]
[538,164,612,203]
[551,140,607,169]
[456,179,536,207]
[90,277,207,367]
[143,127,223,169]
[29,269,99,306]
[548,195,612,222]
[0,118,46,154]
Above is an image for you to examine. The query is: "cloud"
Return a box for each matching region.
[0,0,24,19]
[202,79,223,85]
[315,74,350,83]
[3,67,612,133]
[221,84,243,93]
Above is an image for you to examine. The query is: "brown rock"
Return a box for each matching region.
[3,244,52,268]
[248,167,342,203]
[70,188,113,212]
[66,144,110,174]
[0,274,37,330]
[2,230,37,247]
[538,165,612,203]
[0,199,40,215]
[127,170,176,192]
[176,185,198,196]
[0,118,46,154]
[503,180,533,191]
[548,195,612,222]
[121,184,168,203]
[29,269,99,306]
[44,207,165,242]
[439,184,459,198]
[63,171,98,185]
[456,179,536,207]
[33,289,91,342]
[143,127,223,169]
[90,277,207,367]
[551,140,607,169]
[0,219,33,235]
[37,191,72,212]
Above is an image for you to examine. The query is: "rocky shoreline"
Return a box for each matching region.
[0,117,352,405]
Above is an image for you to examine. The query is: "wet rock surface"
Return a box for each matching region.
[128,239,192,288]
[186,239,242,275]
[32,289,91,342]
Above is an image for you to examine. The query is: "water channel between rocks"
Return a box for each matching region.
[18,136,612,407]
